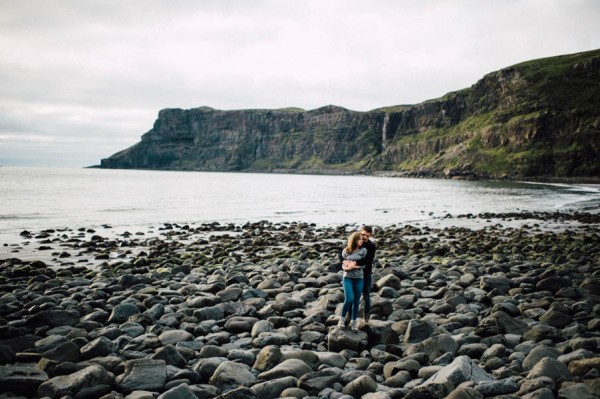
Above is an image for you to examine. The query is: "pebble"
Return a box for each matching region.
[0,214,599,398]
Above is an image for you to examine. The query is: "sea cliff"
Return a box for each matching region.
[100,49,600,181]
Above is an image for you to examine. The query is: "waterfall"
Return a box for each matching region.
[381,113,390,150]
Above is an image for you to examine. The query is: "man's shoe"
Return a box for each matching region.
[350,320,359,332]
[337,317,346,329]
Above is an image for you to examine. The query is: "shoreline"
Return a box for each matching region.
[3,210,599,270]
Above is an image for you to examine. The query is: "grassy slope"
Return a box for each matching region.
[385,49,600,178]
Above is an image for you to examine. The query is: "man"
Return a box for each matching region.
[342,225,377,326]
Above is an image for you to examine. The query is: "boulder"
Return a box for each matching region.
[251,376,297,399]
[342,374,378,397]
[297,367,343,395]
[527,357,572,383]
[38,364,113,398]
[257,358,312,380]
[119,359,167,393]
[0,365,48,396]
[417,355,493,397]
[108,303,141,323]
[328,326,368,352]
[209,360,257,392]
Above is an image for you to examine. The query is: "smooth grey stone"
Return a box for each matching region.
[403,319,438,343]
[251,376,298,399]
[341,374,378,398]
[192,357,229,381]
[558,382,599,399]
[527,357,572,382]
[38,364,113,398]
[120,322,146,338]
[517,376,555,396]
[151,344,187,368]
[521,387,557,399]
[42,340,81,363]
[539,309,573,328]
[457,343,488,359]
[119,359,167,393]
[125,390,158,399]
[253,332,289,347]
[224,316,259,333]
[188,384,220,399]
[108,303,141,323]
[280,387,309,398]
[315,351,347,369]
[0,365,48,396]
[35,335,69,353]
[297,367,343,395]
[418,355,493,397]
[383,359,420,379]
[523,345,561,370]
[157,383,197,399]
[159,330,193,346]
[217,287,243,302]
[475,378,518,396]
[384,370,412,388]
[258,358,312,380]
[227,349,256,366]
[208,360,256,392]
[80,336,116,359]
[480,275,512,293]
[251,320,273,338]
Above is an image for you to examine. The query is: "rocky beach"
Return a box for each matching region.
[1,211,600,399]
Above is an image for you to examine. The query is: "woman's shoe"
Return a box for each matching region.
[337,317,346,329]
[350,320,358,332]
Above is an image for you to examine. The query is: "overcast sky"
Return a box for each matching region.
[1,0,599,167]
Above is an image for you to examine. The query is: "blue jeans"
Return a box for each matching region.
[347,273,372,318]
[342,277,364,320]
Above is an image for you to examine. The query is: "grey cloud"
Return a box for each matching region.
[1,0,599,166]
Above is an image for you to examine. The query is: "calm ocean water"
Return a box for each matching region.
[1,167,599,247]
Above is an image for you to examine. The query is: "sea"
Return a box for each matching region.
[1,167,599,249]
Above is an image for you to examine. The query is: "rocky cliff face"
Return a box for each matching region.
[101,49,600,180]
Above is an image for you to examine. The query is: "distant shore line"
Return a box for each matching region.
[87,165,600,185]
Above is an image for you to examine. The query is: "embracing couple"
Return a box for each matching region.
[337,225,377,332]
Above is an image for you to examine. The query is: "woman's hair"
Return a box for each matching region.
[345,231,363,254]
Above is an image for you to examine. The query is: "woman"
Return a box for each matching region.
[338,231,367,332]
